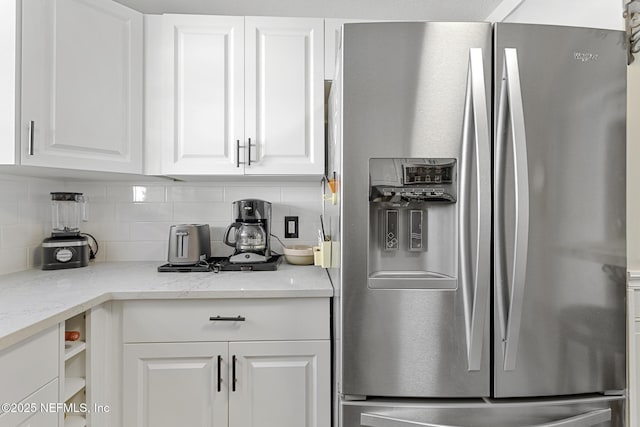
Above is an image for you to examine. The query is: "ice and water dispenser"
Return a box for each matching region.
[368,158,457,289]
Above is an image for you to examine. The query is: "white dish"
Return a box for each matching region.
[283,245,314,265]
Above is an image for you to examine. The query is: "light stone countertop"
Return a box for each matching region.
[0,261,333,351]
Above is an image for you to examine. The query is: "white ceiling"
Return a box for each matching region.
[113,0,504,21]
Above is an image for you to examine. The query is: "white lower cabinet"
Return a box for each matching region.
[0,326,59,427]
[121,298,330,427]
[123,340,329,427]
[229,341,329,427]
[123,342,228,427]
[0,379,59,427]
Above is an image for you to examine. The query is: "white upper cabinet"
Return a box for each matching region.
[0,1,18,165]
[21,0,143,173]
[145,15,324,176]
[244,17,324,175]
[146,14,244,175]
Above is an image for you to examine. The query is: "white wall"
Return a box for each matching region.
[488,0,625,30]
[0,173,322,275]
[0,175,61,274]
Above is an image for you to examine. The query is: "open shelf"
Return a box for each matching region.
[64,376,86,402]
[65,414,86,427]
[64,340,86,361]
[64,311,88,425]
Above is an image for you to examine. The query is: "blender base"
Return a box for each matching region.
[42,235,89,270]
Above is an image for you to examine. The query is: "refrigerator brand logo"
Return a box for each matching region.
[573,52,599,63]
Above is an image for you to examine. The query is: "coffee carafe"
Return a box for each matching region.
[223,199,272,263]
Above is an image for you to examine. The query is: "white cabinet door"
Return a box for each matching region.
[147,14,244,175]
[229,340,330,427]
[244,17,324,175]
[0,1,18,165]
[21,0,142,173]
[123,342,229,427]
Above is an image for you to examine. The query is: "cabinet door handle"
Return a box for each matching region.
[236,139,241,167]
[217,355,222,392]
[232,355,237,392]
[209,315,246,321]
[28,121,35,156]
[247,137,253,166]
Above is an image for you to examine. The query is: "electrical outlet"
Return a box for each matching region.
[284,216,299,238]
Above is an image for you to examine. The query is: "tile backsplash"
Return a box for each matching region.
[0,173,323,275]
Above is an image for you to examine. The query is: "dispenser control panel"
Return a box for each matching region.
[403,163,454,185]
[369,158,457,204]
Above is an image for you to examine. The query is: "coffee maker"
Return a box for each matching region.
[223,199,272,263]
[42,192,90,270]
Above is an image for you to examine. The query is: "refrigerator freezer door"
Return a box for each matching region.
[339,22,492,398]
[493,23,627,398]
[341,397,624,427]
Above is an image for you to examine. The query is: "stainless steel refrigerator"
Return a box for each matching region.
[326,22,627,426]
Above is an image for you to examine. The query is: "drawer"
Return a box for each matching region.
[0,379,59,427]
[122,298,329,343]
[0,326,59,407]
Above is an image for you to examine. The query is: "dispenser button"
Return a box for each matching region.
[384,210,399,251]
[409,210,424,252]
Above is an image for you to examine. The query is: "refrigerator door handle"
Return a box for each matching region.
[495,48,530,372]
[360,408,611,427]
[459,48,491,371]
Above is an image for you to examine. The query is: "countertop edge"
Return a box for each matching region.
[0,289,333,352]
[0,262,334,352]
[629,271,640,287]
[109,289,333,299]
[0,269,333,353]
[0,293,112,351]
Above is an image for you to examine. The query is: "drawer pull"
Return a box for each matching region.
[209,315,246,322]
[232,355,237,392]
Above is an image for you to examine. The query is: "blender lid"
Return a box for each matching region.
[51,192,83,201]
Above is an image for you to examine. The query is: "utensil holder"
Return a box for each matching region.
[313,241,331,268]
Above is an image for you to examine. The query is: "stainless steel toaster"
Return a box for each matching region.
[168,224,211,265]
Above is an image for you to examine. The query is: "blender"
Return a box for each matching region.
[42,192,90,270]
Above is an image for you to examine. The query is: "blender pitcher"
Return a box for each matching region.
[50,192,87,236]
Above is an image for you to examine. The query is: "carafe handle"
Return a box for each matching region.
[223,222,241,248]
